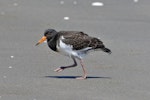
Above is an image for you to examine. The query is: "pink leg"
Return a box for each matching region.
[76,60,87,80]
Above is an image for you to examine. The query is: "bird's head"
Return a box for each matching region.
[35,29,57,46]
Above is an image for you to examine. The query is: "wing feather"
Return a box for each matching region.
[58,31,91,50]
[57,31,105,51]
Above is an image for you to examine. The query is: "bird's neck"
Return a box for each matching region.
[47,34,58,51]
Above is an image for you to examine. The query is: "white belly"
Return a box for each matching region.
[57,39,92,59]
[56,39,77,57]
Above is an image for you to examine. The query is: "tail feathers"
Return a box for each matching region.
[89,37,111,54]
[101,47,112,54]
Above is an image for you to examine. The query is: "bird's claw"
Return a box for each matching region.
[54,67,64,72]
[76,76,87,80]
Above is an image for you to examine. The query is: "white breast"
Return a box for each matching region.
[56,37,76,57]
[57,36,92,59]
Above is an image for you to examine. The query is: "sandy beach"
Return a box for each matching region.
[0,0,150,100]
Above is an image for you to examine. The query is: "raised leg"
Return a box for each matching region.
[76,60,87,80]
[54,57,77,72]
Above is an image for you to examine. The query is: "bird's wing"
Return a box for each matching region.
[58,31,92,50]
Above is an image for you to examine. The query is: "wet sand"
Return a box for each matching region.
[0,0,150,100]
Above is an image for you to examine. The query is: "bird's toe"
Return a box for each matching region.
[76,76,87,80]
[54,67,64,72]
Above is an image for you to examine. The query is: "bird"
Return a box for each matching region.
[36,29,111,79]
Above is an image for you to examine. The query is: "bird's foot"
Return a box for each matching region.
[76,76,87,80]
[54,67,65,72]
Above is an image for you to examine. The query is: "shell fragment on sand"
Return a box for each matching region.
[64,17,70,20]
[92,2,104,7]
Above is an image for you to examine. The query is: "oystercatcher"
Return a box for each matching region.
[36,29,111,79]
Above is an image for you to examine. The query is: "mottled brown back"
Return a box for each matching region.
[57,31,105,50]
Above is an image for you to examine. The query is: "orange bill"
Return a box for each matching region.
[35,36,47,46]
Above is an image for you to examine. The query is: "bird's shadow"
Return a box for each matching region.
[44,75,111,79]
